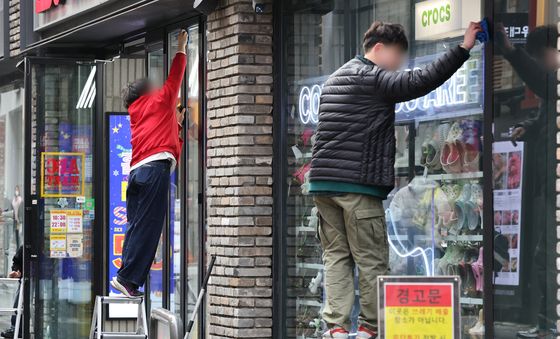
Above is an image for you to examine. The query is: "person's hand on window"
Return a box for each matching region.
[511,126,525,141]
[176,105,186,127]
[495,23,515,53]
[461,22,483,50]
[8,271,21,278]
[177,29,188,54]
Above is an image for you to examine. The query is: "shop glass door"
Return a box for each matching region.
[24,60,98,338]
[491,1,559,337]
[166,23,202,333]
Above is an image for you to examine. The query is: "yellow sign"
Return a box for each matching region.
[49,209,84,258]
[385,307,453,338]
[50,234,67,258]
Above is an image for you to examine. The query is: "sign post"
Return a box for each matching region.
[378,276,461,339]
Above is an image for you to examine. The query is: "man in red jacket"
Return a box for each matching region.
[111,30,188,298]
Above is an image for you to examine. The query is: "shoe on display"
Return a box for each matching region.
[468,321,485,335]
[322,327,349,339]
[517,326,558,338]
[308,271,323,294]
[356,325,377,339]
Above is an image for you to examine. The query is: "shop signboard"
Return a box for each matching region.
[41,152,85,197]
[495,13,530,44]
[378,276,460,339]
[296,46,483,125]
[34,0,114,31]
[415,0,481,40]
[492,141,524,286]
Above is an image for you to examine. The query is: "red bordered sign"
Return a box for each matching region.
[378,276,461,339]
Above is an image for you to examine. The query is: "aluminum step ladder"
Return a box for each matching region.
[89,296,148,339]
[0,278,23,339]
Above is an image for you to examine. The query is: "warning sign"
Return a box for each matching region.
[379,276,460,339]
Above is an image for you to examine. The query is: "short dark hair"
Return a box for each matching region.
[526,25,558,58]
[363,21,409,53]
[122,78,150,109]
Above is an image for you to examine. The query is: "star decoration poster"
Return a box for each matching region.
[108,114,132,299]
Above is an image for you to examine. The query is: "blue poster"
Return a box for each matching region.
[108,114,133,296]
[107,114,171,304]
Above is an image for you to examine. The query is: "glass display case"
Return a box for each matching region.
[282,0,486,337]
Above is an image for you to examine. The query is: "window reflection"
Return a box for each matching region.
[493,6,559,336]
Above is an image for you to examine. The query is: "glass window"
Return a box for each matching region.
[282,0,484,337]
[169,23,202,334]
[0,0,4,58]
[147,47,165,311]
[28,62,96,338]
[0,85,23,276]
[492,1,558,336]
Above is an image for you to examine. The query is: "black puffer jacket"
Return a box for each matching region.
[310,45,470,190]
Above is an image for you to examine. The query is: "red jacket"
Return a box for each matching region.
[129,53,187,167]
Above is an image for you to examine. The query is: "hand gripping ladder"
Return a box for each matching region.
[89,296,148,339]
[0,278,23,339]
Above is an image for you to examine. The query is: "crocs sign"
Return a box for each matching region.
[415,0,481,40]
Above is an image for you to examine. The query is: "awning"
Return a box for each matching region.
[22,0,199,53]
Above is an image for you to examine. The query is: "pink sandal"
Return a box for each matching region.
[471,247,484,292]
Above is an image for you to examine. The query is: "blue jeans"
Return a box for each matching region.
[117,160,170,287]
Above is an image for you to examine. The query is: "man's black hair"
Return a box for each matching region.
[122,78,151,109]
[363,21,409,53]
[526,25,558,58]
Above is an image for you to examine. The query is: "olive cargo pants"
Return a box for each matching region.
[314,194,389,331]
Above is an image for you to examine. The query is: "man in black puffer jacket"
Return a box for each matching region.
[311,21,482,339]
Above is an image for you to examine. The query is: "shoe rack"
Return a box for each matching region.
[390,114,485,335]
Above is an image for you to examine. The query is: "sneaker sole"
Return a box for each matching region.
[110,277,140,298]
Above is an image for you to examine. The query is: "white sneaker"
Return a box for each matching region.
[308,271,323,294]
[468,321,485,335]
[322,327,349,339]
[356,326,377,339]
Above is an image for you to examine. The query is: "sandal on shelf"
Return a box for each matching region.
[471,247,484,292]
[462,142,480,173]
[454,184,472,231]
[469,184,484,230]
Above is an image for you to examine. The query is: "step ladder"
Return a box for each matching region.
[89,296,148,339]
[0,278,23,339]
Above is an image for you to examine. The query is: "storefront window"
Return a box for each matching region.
[184,24,201,329]
[169,23,202,334]
[0,85,23,276]
[28,62,96,338]
[282,0,484,337]
[492,1,558,336]
[0,1,4,59]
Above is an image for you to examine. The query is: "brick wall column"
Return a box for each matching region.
[206,0,274,338]
[8,0,20,57]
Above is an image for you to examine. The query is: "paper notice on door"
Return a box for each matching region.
[50,211,67,233]
[493,141,524,286]
[66,234,83,258]
[66,210,83,233]
[50,234,67,258]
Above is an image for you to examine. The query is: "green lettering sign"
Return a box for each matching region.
[421,3,452,27]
